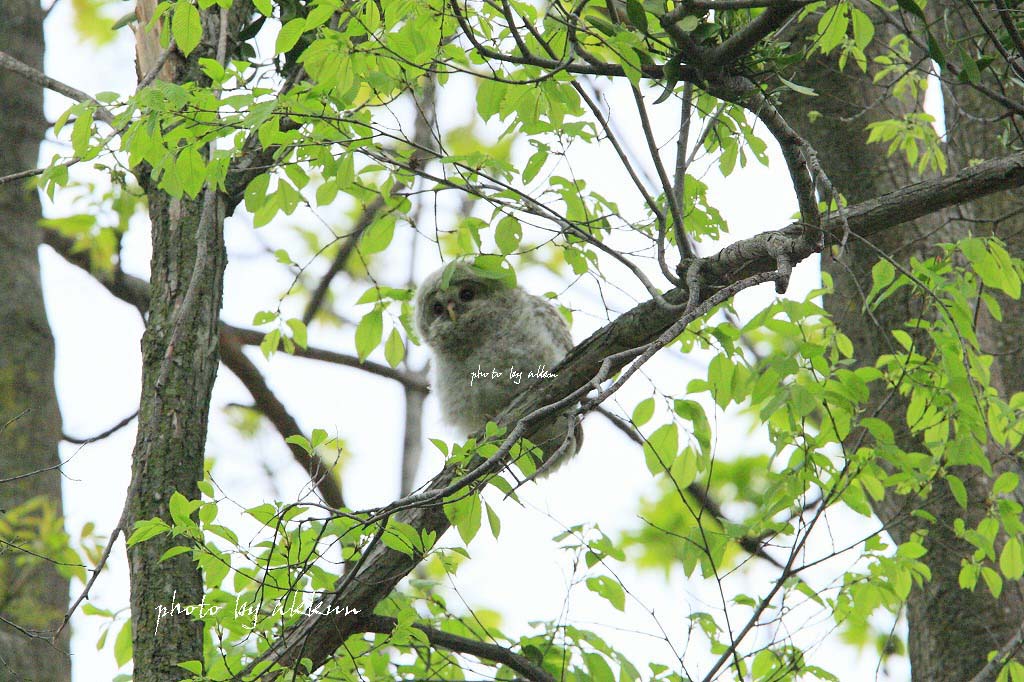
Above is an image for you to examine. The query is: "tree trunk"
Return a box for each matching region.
[125,5,256,678]
[779,4,1024,679]
[0,1,71,680]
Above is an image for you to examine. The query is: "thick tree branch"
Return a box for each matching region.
[707,3,802,65]
[663,0,811,23]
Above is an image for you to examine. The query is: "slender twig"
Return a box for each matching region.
[0,50,115,124]
[968,619,1024,682]
[42,0,63,19]
[963,0,1024,81]
[222,324,429,392]
[137,40,177,89]
[673,82,694,260]
[629,84,693,275]
[596,406,784,568]
[301,195,387,325]
[63,411,139,444]
[53,512,128,639]
[993,0,1024,70]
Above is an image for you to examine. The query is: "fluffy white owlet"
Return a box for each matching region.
[415,261,582,474]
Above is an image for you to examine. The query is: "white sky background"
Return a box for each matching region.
[33,4,929,679]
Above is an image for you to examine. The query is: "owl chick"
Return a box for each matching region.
[415,261,581,474]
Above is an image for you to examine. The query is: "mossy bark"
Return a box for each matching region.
[0,1,71,679]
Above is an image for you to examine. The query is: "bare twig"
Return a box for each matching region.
[0,50,115,124]
[222,324,429,392]
[301,196,387,325]
[63,411,139,444]
[968,619,1024,682]
[53,512,128,639]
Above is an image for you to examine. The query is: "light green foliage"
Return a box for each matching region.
[866,112,948,174]
[41,0,1024,677]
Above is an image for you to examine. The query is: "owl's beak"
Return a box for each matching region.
[446,301,458,321]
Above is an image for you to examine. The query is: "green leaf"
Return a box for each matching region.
[485,502,501,539]
[947,475,968,509]
[444,494,482,545]
[993,472,1020,496]
[253,310,278,325]
[999,537,1024,580]
[583,652,616,682]
[925,30,946,68]
[172,0,202,57]
[246,503,278,525]
[522,148,548,183]
[494,215,522,254]
[355,307,384,361]
[670,448,697,488]
[586,575,625,611]
[982,565,1003,598]
[817,4,849,54]
[849,7,875,49]
[631,398,655,426]
[175,146,206,198]
[867,258,896,305]
[159,545,192,562]
[286,318,308,349]
[678,15,699,31]
[126,518,170,546]
[71,107,95,157]
[642,423,678,475]
[114,619,133,666]
[178,661,204,675]
[276,18,307,54]
[625,0,648,33]
[897,541,927,559]
[260,328,281,358]
[384,327,405,368]
[360,218,395,254]
[778,76,817,97]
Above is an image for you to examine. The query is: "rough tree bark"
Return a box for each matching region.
[0,2,71,681]
[124,5,250,678]
[778,3,1024,679]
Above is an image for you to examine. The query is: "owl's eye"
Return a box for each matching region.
[459,287,474,302]
[431,302,445,317]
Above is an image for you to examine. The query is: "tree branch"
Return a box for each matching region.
[220,324,429,393]
[0,50,115,125]
[219,330,346,508]
[358,615,556,682]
